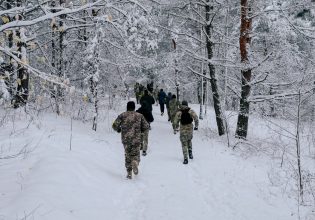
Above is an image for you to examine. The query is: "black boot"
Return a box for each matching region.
[126,170,132,179]
[188,150,193,159]
[183,158,188,164]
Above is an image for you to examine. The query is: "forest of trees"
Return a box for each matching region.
[1,0,314,136]
[1,0,315,210]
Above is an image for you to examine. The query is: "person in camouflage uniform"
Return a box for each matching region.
[112,101,150,179]
[173,100,199,164]
[169,94,180,131]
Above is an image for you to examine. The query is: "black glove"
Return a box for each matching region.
[194,127,198,131]
[117,128,121,133]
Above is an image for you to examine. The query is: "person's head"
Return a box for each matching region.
[127,101,135,111]
[172,94,176,99]
[160,89,163,92]
[181,100,188,107]
[144,90,148,95]
[168,92,172,96]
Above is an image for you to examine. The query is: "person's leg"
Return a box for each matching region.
[167,107,171,121]
[161,103,165,114]
[188,139,193,159]
[180,135,189,162]
[129,144,141,175]
[171,114,176,131]
[124,145,133,178]
[142,130,149,155]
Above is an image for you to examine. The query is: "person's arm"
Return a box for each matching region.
[140,115,150,132]
[173,111,181,132]
[112,114,122,133]
[190,110,199,130]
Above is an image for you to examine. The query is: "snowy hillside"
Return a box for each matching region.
[0,104,311,220]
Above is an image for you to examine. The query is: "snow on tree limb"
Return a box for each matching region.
[0,0,105,33]
[0,46,68,87]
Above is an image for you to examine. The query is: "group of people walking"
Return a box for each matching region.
[113,85,199,179]
[134,83,170,117]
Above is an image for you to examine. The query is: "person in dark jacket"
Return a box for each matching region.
[158,89,167,115]
[165,92,172,121]
[147,82,154,93]
[140,89,155,112]
[136,101,154,156]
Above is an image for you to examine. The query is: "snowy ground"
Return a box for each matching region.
[0,103,311,220]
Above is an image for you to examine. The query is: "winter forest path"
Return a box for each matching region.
[0,104,296,220]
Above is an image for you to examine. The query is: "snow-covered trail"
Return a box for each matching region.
[0,105,296,220]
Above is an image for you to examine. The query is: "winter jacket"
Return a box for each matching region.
[165,93,172,108]
[158,91,167,104]
[112,111,149,146]
[136,103,154,123]
[173,106,199,139]
[140,94,155,112]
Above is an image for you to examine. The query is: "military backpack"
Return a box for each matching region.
[180,108,193,125]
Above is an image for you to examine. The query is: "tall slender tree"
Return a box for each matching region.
[235,0,252,139]
[205,0,225,136]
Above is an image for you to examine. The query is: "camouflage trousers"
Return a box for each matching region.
[180,133,193,159]
[166,107,171,120]
[124,144,141,172]
[141,130,149,151]
[170,114,177,129]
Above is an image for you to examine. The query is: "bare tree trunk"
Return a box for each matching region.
[199,4,204,120]
[14,0,29,108]
[235,0,252,139]
[172,39,179,100]
[51,1,59,113]
[55,0,67,115]
[91,30,101,131]
[92,80,98,131]
[199,75,204,120]
[296,91,303,203]
[3,1,15,98]
[205,1,225,136]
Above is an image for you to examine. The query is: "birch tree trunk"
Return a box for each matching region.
[296,91,303,203]
[205,1,225,136]
[172,39,179,101]
[91,29,101,131]
[235,0,252,139]
[15,0,29,107]
[4,1,15,97]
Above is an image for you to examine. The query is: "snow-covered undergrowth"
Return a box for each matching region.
[0,101,314,220]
